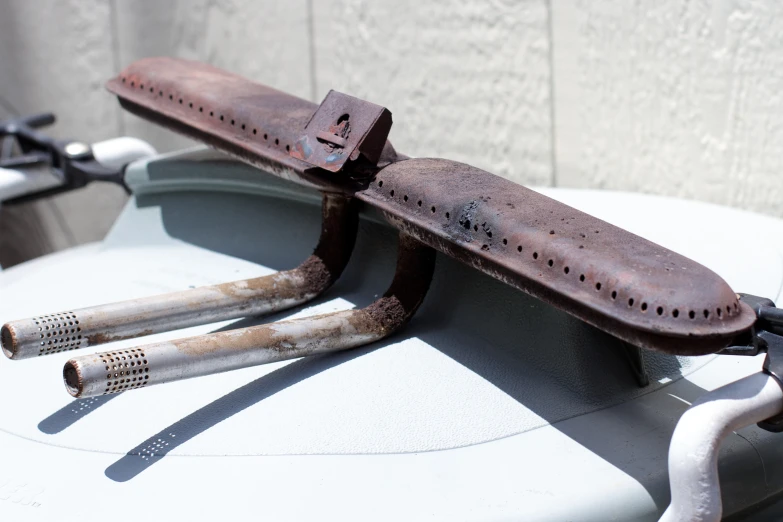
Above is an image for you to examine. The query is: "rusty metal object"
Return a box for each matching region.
[363,159,755,355]
[290,90,392,172]
[105,58,396,192]
[63,234,435,398]
[2,194,358,360]
[105,57,755,355]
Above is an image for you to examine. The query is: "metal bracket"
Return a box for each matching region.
[720,294,783,432]
[290,90,392,172]
[620,342,650,388]
[0,112,128,204]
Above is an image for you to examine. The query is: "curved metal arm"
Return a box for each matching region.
[63,233,435,398]
[659,372,783,522]
[2,193,358,360]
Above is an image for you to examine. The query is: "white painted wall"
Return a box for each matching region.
[0,0,780,256]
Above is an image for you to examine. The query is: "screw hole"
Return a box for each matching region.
[378,180,383,187]
[717,308,722,317]
[252,128,257,134]
[517,246,522,253]
[595,282,601,290]
[286,144,290,152]
[230,119,235,125]
[275,138,279,145]
[403,195,408,202]
[548,259,554,267]
[241,124,245,130]
[220,115,224,121]
[657,306,664,316]
[704,310,710,318]
[564,266,570,274]
[579,274,585,282]
[533,252,538,260]
[390,190,395,197]
[673,309,679,318]
[611,291,617,299]
[628,298,635,307]
[431,206,436,213]
[418,200,422,207]
[641,302,648,311]
[689,310,696,319]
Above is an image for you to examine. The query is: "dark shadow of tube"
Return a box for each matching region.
[105,346,376,482]
[38,394,121,434]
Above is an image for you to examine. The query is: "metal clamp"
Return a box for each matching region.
[290,90,392,173]
[0,112,128,204]
[720,293,783,432]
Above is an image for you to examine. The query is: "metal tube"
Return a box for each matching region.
[63,233,435,398]
[2,193,357,360]
[658,372,783,522]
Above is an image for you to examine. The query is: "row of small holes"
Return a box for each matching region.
[33,313,83,355]
[121,77,291,152]
[375,178,741,321]
[100,349,149,395]
[378,180,441,221]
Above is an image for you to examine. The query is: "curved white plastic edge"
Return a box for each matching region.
[659,372,783,522]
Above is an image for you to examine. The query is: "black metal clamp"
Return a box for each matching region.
[720,294,783,432]
[0,113,128,204]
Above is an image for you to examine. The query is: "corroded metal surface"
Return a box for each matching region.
[362,159,755,355]
[2,194,358,360]
[290,90,392,172]
[105,57,756,355]
[64,234,435,398]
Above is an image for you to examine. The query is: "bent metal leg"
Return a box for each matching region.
[63,233,435,398]
[2,193,358,360]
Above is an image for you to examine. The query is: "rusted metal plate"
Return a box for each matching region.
[106,57,331,191]
[360,159,756,355]
[106,57,756,355]
[291,90,392,172]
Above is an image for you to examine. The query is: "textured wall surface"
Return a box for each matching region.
[0,0,125,264]
[552,0,783,216]
[1,0,781,261]
[313,0,553,186]
[112,0,312,153]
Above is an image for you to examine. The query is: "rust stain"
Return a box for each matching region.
[87,330,154,346]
